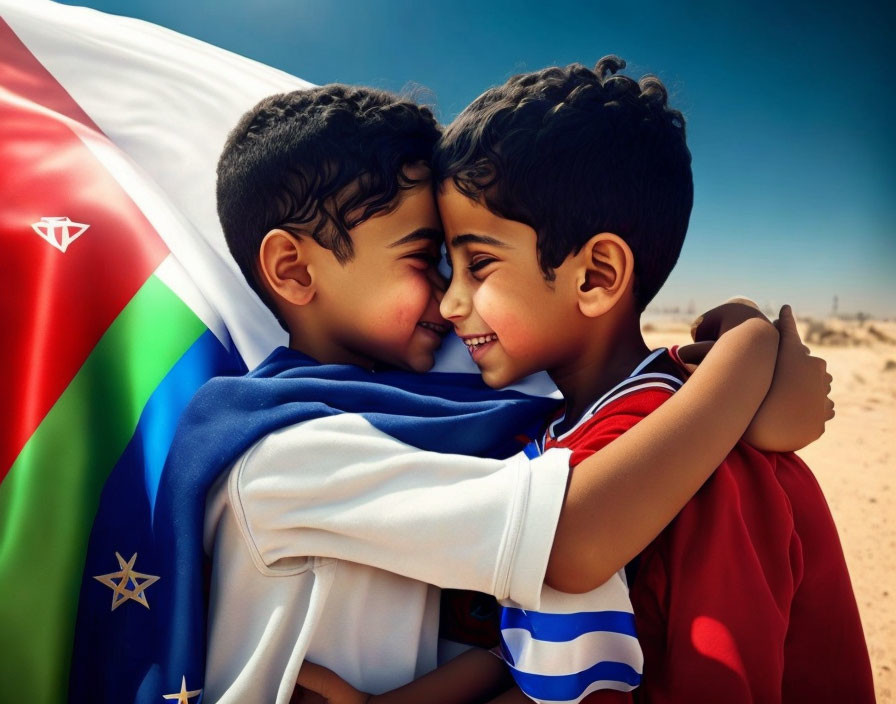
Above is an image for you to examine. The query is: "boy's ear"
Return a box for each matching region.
[575,233,635,318]
[257,228,316,306]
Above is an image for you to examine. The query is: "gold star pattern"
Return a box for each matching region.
[162,676,202,703]
[93,552,160,611]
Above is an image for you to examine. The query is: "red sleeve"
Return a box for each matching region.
[628,449,875,704]
[561,389,673,468]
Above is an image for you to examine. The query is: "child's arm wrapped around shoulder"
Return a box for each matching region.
[686,300,834,451]
[548,311,780,593]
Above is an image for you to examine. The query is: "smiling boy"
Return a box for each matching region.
[253,160,449,373]
[432,58,872,702]
[292,62,857,704]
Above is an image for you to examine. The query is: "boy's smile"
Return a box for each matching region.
[459,332,499,362]
[438,183,582,388]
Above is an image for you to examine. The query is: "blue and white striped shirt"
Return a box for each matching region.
[500,578,643,703]
[500,349,684,703]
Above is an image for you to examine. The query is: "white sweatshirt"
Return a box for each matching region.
[202,412,571,703]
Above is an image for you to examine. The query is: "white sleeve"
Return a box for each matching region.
[226,413,571,609]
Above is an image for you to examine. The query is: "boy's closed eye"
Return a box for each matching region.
[405,249,442,268]
[389,227,443,268]
[467,255,498,275]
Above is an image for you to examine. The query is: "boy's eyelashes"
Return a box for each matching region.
[467,256,497,274]
[405,251,442,267]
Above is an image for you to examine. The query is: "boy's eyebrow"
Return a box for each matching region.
[449,233,509,248]
[388,227,444,248]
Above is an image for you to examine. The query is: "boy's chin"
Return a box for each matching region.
[408,359,436,374]
[478,366,522,390]
[399,352,437,374]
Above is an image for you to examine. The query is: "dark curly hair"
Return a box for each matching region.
[434,56,693,311]
[217,84,441,327]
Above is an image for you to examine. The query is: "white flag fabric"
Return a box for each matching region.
[1,3,314,702]
[2,0,311,366]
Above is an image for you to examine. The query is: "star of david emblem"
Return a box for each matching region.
[93,552,160,611]
[31,216,90,252]
[162,676,202,703]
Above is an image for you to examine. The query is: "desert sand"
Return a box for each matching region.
[643,315,896,702]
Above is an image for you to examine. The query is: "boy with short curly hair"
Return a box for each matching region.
[297,59,870,704]
[432,57,869,703]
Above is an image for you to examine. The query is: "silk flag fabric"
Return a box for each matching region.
[0,2,558,702]
[0,2,304,701]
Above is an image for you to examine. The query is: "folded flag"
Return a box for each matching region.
[0,2,305,702]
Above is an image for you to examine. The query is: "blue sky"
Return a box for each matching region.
[61,0,896,317]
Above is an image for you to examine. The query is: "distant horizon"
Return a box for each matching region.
[58,0,896,318]
[646,284,893,321]
[643,302,894,322]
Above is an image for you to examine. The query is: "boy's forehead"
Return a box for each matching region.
[349,178,443,248]
[437,181,503,238]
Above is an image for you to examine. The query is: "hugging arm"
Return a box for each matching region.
[547,315,779,592]
[234,316,778,600]
[288,313,779,704]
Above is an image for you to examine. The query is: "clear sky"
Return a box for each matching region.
[60,0,896,317]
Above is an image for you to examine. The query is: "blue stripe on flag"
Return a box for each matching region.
[510,660,642,701]
[502,608,638,641]
[140,330,245,516]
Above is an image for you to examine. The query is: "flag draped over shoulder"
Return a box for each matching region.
[0,1,304,701]
[71,347,555,703]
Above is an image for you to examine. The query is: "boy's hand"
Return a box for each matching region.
[293,662,370,704]
[742,305,834,451]
[676,298,769,372]
[690,298,770,342]
[678,300,833,451]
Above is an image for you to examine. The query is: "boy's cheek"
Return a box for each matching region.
[475,294,530,354]
[372,304,418,336]
[390,285,435,334]
[472,288,506,328]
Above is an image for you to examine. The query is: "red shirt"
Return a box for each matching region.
[545,352,874,703]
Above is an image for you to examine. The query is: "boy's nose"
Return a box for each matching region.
[439,277,468,321]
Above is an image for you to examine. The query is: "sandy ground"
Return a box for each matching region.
[643,316,896,702]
